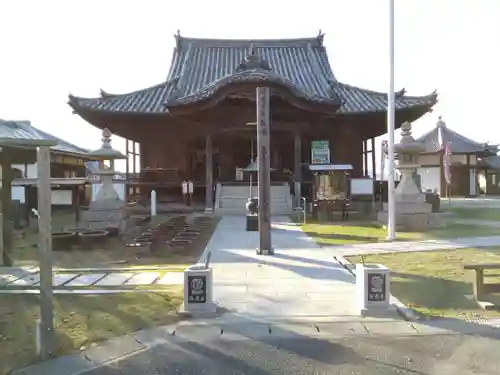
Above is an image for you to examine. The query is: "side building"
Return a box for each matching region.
[0,119,90,206]
[68,33,437,212]
[416,117,498,197]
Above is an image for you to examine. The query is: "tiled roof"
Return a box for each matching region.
[0,119,89,155]
[69,35,437,115]
[416,119,498,154]
[482,156,500,169]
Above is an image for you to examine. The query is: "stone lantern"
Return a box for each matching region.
[378,121,443,231]
[84,128,127,233]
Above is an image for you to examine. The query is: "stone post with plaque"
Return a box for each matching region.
[179,263,217,316]
[356,263,391,316]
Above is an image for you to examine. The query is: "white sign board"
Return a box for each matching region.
[350,178,374,196]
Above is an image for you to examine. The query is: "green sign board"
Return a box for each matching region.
[311,140,330,164]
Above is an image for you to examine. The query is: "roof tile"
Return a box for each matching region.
[0,119,89,155]
[69,35,437,115]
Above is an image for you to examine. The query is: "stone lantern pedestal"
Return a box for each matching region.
[83,128,127,233]
[378,122,444,231]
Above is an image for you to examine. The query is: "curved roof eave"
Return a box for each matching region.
[69,82,437,117]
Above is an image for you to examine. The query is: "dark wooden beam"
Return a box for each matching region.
[371,137,377,180]
[294,130,302,200]
[205,134,213,212]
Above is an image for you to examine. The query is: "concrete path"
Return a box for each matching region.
[442,196,500,208]
[200,216,399,321]
[449,218,500,227]
[0,266,183,292]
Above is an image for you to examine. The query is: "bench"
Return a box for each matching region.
[463,263,500,300]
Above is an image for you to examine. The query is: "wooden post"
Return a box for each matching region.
[125,139,129,203]
[37,145,55,359]
[205,134,213,212]
[363,140,369,176]
[1,149,13,266]
[72,186,80,225]
[371,138,376,180]
[256,87,273,255]
[293,130,302,204]
[132,141,137,197]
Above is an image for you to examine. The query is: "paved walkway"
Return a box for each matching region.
[449,218,500,227]
[328,234,500,256]
[199,216,400,321]
[0,266,183,292]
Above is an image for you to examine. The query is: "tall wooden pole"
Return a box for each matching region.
[37,145,55,359]
[256,87,273,255]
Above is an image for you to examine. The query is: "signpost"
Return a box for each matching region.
[311,140,330,164]
[256,87,273,255]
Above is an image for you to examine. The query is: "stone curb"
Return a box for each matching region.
[11,323,181,375]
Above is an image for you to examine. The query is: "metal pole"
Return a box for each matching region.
[256,87,273,255]
[387,0,396,241]
[37,145,55,358]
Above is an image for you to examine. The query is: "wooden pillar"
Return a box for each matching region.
[363,140,369,176]
[205,134,213,212]
[1,149,13,266]
[371,138,376,180]
[125,139,130,202]
[132,141,137,197]
[256,87,273,255]
[293,130,302,201]
[37,145,55,359]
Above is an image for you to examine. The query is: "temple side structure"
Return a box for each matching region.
[416,117,498,197]
[68,33,437,212]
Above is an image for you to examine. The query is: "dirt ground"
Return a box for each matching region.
[10,211,219,268]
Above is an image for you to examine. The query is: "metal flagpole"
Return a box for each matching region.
[387,0,396,240]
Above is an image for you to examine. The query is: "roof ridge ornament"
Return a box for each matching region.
[175,29,182,50]
[235,43,271,72]
[436,116,446,129]
[395,88,406,98]
[99,88,116,98]
[317,29,325,45]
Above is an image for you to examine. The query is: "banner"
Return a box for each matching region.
[443,140,452,185]
[381,140,388,179]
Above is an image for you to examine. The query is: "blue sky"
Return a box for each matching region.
[1,0,499,161]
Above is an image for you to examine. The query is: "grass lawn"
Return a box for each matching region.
[0,286,184,374]
[346,248,500,319]
[301,221,500,246]
[11,212,219,268]
[448,207,500,221]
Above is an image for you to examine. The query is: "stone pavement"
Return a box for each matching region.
[450,218,500,227]
[443,196,500,208]
[13,319,500,375]
[327,234,500,257]
[199,216,401,321]
[0,266,183,292]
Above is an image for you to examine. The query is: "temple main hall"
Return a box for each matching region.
[68,32,437,213]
